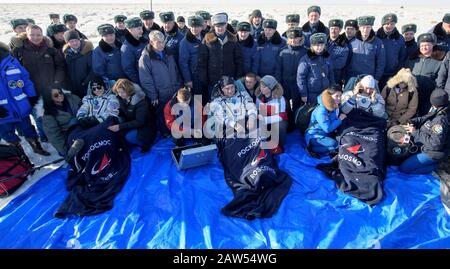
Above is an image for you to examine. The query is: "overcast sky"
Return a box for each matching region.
[0,0,448,5]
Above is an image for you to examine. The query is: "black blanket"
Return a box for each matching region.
[317,109,387,205]
[55,119,131,218]
[217,136,292,220]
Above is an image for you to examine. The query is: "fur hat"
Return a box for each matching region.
[125,17,143,29]
[114,15,127,23]
[310,33,327,45]
[263,19,277,29]
[307,6,321,15]
[159,12,175,23]
[344,19,358,30]
[177,16,185,23]
[195,11,211,20]
[381,13,398,25]
[357,16,375,27]
[401,24,417,34]
[49,13,59,19]
[211,13,227,25]
[417,33,437,45]
[63,14,77,24]
[286,14,300,23]
[10,19,28,29]
[188,15,204,27]
[329,19,344,28]
[97,24,115,36]
[140,10,155,20]
[286,26,303,38]
[63,29,80,43]
[250,9,262,18]
[237,21,251,32]
[48,23,67,36]
[443,13,450,24]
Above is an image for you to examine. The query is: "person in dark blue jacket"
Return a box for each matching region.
[160,12,185,63]
[276,27,307,130]
[62,30,94,98]
[344,19,358,42]
[114,15,128,43]
[121,17,148,84]
[399,89,450,174]
[346,16,386,82]
[281,14,300,38]
[302,6,330,48]
[93,24,127,84]
[376,13,407,89]
[0,42,49,156]
[253,19,286,78]
[237,22,257,76]
[140,10,162,41]
[178,15,204,97]
[402,24,418,59]
[327,19,350,86]
[429,14,450,52]
[62,14,87,40]
[177,16,188,36]
[305,86,345,157]
[297,33,335,105]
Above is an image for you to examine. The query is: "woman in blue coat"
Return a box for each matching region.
[297,33,335,104]
[305,86,346,157]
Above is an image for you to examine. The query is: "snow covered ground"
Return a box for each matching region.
[0,3,448,46]
[1,2,449,209]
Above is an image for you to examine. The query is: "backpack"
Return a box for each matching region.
[295,103,319,134]
[0,144,34,197]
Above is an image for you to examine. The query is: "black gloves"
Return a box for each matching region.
[0,106,8,118]
[78,116,100,129]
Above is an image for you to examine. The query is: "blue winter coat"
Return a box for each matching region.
[302,21,330,48]
[121,30,148,84]
[93,39,126,82]
[0,51,37,125]
[253,31,286,77]
[430,22,450,52]
[297,50,335,103]
[63,40,94,98]
[275,44,308,101]
[327,34,351,84]
[376,27,407,77]
[238,35,258,75]
[305,94,342,145]
[347,30,386,81]
[163,25,185,63]
[138,46,183,103]
[405,39,418,59]
[178,30,201,84]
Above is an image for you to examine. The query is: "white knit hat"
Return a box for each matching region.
[360,75,376,89]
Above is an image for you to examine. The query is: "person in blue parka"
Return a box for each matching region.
[297,33,335,105]
[376,13,407,89]
[0,41,50,156]
[253,19,286,78]
[159,12,184,63]
[237,22,257,76]
[121,17,148,84]
[178,15,204,97]
[302,6,329,48]
[92,24,127,83]
[346,16,386,82]
[305,86,345,157]
[327,19,350,86]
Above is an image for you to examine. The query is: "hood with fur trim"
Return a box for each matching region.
[10,32,54,49]
[98,39,122,53]
[386,68,418,92]
[355,29,376,42]
[255,82,284,99]
[376,27,401,40]
[307,48,331,59]
[320,89,337,112]
[62,39,94,56]
[302,20,328,34]
[204,30,237,45]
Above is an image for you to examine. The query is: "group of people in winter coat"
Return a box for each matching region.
[1,7,450,180]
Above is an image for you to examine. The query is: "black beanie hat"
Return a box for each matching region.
[430,89,449,107]
[64,29,80,43]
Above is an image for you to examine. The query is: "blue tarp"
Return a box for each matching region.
[0,133,449,249]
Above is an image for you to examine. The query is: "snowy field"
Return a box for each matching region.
[1,1,449,208]
[0,3,448,46]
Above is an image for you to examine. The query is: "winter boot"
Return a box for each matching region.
[9,140,25,154]
[26,138,50,156]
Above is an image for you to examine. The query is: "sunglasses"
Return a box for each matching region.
[92,85,104,90]
[52,92,63,98]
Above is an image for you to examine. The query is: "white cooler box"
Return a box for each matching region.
[171,143,217,170]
